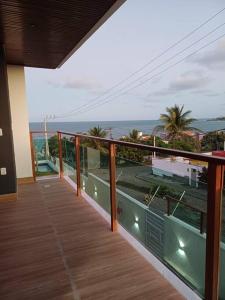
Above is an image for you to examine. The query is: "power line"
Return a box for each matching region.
[56,29,225,119]
[54,7,225,119]
[63,33,225,117]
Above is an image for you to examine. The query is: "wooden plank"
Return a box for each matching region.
[0,192,17,201]
[109,142,117,232]
[205,163,224,300]
[0,178,183,299]
[17,177,35,185]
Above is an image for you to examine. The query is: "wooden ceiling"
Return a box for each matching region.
[0,0,125,69]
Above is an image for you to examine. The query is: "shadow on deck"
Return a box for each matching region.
[0,178,184,300]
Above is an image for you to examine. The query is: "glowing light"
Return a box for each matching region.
[134,216,139,229]
[179,240,185,248]
[178,248,185,257]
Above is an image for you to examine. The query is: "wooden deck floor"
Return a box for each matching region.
[0,178,184,300]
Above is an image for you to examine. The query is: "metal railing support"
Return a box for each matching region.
[109,142,117,232]
[205,163,224,300]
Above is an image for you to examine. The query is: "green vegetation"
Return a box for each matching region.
[168,135,200,152]
[48,135,59,157]
[201,131,225,151]
[154,104,198,140]
[84,126,108,151]
[118,129,145,163]
[150,184,180,199]
[38,119,225,170]
[117,145,145,163]
[36,170,58,176]
[198,166,225,187]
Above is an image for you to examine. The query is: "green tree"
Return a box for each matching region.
[118,129,144,163]
[128,129,140,142]
[48,135,59,157]
[85,126,107,151]
[88,126,107,138]
[120,129,141,142]
[154,104,197,140]
[201,131,225,151]
[168,135,200,152]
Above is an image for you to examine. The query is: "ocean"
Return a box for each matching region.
[29,119,225,139]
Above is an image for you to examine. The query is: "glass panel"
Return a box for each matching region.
[80,138,110,213]
[32,132,59,177]
[61,135,76,181]
[116,146,207,298]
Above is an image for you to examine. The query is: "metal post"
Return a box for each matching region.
[109,142,117,232]
[57,132,63,178]
[205,163,224,300]
[29,132,36,182]
[75,136,81,197]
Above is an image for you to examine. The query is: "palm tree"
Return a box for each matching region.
[121,129,140,142]
[153,104,197,140]
[86,126,107,150]
[129,129,140,141]
[88,126,107,138]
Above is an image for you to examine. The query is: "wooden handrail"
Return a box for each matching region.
[205,163,224,300]
[109,142,117,232]
[56,131,225,164]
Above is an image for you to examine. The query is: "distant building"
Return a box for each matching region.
[152,157,203,187]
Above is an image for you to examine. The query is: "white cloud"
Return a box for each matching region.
[169,70,209,91]
[48,77,102,93]
[147,70,210,98]
[188,40,225,70]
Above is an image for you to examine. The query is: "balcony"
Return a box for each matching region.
[25,130,225,300]
[0,177,184,299]
[0,1,225,299]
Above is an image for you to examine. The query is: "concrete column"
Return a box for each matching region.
[7,65,33,182]
[0,47,17,196]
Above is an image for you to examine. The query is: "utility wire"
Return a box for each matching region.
[54,7,225,119]
[56,27,225,118]
[63,33,225,117]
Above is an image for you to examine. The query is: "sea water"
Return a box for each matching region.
[30,119,225,139]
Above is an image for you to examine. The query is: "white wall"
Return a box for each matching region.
[7,65,33,179]
[152,157,202,178]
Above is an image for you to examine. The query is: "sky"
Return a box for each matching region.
[25,0,225,122]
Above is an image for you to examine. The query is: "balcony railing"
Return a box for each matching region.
[30,130,225,300]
